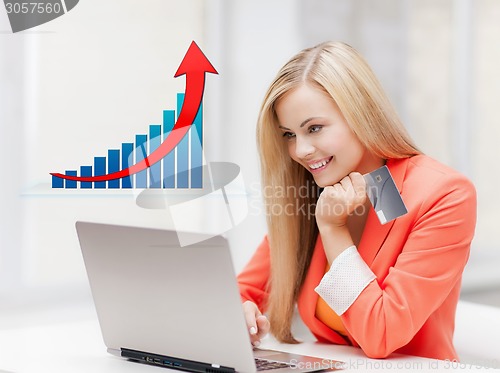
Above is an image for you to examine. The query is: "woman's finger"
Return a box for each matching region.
[339,175,353,192]
[243,301,264,347]
[350,172,366,200]
[256,315,270,339]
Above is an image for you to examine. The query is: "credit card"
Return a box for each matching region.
[363,165,407,224]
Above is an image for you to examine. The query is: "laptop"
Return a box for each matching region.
[76,221,343,372]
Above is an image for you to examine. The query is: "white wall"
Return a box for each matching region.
[203,0,302,272]
[1,0,205,301]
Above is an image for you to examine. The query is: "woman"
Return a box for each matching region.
[237,41,476,360]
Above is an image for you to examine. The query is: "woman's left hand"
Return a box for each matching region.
[315,172,367,230]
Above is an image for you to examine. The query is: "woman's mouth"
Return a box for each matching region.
[308,156,333,173]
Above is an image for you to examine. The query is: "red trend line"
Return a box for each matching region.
[50,41,218,183]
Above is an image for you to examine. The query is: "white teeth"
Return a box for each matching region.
[310,158,330,170]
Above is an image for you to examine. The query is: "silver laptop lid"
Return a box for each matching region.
[76,221,256,373]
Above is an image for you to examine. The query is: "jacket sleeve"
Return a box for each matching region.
[340,173,476,358]
[237,236,271,312]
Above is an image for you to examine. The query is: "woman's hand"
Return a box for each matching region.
[242,301,270,348]
[316,172,367,230]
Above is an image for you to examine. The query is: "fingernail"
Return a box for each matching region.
[253,340,260,347]
[249,327,257,335]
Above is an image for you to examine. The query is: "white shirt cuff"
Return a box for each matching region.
[314,246,376,315]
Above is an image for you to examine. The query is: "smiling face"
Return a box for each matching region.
[275,83,384,187]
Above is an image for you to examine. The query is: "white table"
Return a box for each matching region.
[0,311,492,373]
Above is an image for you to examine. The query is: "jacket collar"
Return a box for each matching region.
[357,157,410,266]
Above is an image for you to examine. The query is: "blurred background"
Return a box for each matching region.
[1,0,499,336]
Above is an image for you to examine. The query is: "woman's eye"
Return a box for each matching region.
[282,131,296,139]
[309,125,322,133]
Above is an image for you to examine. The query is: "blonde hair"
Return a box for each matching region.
[257,41,420,343]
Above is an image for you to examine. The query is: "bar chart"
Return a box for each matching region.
[51,93,203,189]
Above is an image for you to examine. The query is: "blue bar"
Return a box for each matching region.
[121,143,133,188]
[135,135,147,188]
[52,175,64,188]
[163,110,175,188]
[177,93,189,188]
[191,100,203,188]
[108,149,120,189]
[149,125,161,188]
[94,157,106,189]
[80,166,93,189]
[65,170,77,189]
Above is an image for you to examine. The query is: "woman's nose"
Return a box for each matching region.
[294,136,315,159]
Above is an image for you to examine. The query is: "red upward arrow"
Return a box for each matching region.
[50,41,218,183]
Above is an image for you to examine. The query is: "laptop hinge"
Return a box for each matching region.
[121,348,235,373]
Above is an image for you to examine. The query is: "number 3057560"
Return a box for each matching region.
[5,2,63,14]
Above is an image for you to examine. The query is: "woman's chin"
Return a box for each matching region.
[313,169,345,188]
[312,177,332,188]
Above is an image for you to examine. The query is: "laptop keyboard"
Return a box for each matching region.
[255,358,293,371]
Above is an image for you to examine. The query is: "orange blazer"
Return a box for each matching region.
[237,155,477,360]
